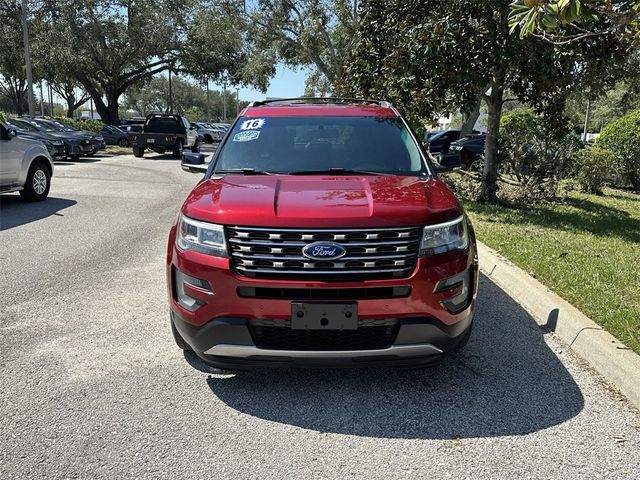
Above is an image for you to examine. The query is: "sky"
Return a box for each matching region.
[210,65,311,103]
[55,64,310,116]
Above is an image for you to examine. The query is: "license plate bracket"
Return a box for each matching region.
[291,302,358,330]
[147,138,155,143]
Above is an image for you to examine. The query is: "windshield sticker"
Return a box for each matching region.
[233,130,261,142]
[239,118,266,131]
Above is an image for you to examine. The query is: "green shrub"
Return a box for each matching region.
[499,109,581,195]
[49,116,103,132]
[596,109,640,190]
[0,111,6,122]
[572,147,615,194]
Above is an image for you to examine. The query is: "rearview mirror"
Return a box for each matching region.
[181,152,209,173]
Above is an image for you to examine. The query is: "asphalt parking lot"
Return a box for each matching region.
[1,148,639,479]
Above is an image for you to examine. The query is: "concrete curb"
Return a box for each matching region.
[477,241,640,410]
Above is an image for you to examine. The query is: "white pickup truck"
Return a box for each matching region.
[0,122,54,201]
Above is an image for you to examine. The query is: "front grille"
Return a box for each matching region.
[227,226,422,281]
[237,286,411,300]
[249,319,399,351]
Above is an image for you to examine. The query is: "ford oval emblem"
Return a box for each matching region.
[302,242,347,260]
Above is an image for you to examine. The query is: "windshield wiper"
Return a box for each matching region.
[214,168,274,176]
[288,168,386,176]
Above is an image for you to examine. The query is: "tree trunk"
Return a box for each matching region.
[478,73,505,203]
[460,100,481,136]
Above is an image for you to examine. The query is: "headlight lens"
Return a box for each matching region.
[419,215,468,256]
[176,214,227,257]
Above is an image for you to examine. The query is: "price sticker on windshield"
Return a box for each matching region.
[239,118,266,131]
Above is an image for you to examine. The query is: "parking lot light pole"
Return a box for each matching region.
[21,0,35,117]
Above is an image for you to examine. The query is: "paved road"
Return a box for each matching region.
[1,151,639,479]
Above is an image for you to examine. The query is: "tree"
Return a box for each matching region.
[0,1,28,114]
[239,0,359,93]
[50,77,91,118]
[597,109,640,190]
[37,0,187,124]
[510,0,640,45]
[341,0,629,202]
[125,75,245,121]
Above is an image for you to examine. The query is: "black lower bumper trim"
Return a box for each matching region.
[171,311,473,369]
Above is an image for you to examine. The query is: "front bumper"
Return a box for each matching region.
[172,311,473,369]
[168,226,478,369]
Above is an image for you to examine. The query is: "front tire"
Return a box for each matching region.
[20,160,50,202]
[171,318,193,351]
[133,147,144,158]
[118,137,129,147]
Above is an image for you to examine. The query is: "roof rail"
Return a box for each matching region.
[247,97,393,108]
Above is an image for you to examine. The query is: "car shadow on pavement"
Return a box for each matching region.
[0,196,77,231]
[202,274,585,439]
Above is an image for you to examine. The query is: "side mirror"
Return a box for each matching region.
[2,127,17,140]
[431,152,461,173]
[181,152,208,173]
[433,162,455,173]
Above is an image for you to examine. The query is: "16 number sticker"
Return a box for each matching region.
[239,118,266,131]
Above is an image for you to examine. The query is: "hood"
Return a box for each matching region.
[182,175,462,228]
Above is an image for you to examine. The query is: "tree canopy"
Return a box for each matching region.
[341,0,630,202]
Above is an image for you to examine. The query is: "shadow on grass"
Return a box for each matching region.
[197,275,585,440]
[467,196,640,244]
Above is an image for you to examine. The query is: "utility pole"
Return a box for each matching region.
[39,80,44,116]
[222,78,227,122]
[48,83,53,116]
[583,97,591,143]
[206,78,210,121]
[21,0,35,117]
[168,66,174,114]
[236,87,240,116]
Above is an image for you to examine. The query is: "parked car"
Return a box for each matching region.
[441,134,486,171]
[169,98,478,369]
[11,118,93,160]
[42,119,106,154]
[194,122,222,143]
[0,122,54,201]
[426,129,462,154]
[5,118,66,161]
[100,125,129,147]
[128,114,199,158]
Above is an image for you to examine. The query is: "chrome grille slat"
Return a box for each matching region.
[232,252,415,261]
[227,225,422,281]
[229,238,418,247]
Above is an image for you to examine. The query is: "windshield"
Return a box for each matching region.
[6,120,32,133]
[214,116,427,175]
[51,121,77,132]
[30,120,61,132]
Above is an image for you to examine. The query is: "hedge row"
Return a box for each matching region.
[49,116,104,132]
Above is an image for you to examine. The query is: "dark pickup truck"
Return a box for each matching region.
[129,114,200,158]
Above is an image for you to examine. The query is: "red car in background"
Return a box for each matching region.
[167,98,478,369]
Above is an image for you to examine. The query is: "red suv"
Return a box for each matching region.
[167,98,478,368]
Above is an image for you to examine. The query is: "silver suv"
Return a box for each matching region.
[0,122,54,201]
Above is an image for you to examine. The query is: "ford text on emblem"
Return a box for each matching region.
[302,242,347,260]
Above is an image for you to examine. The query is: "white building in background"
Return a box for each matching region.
[79,110,101,120]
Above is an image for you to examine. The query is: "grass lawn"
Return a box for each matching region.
[463,187,640,354]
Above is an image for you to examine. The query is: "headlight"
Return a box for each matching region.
[96,136,104,141]
[419,215,468,256]
[176,214,227,257]
[52,140,63,146]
